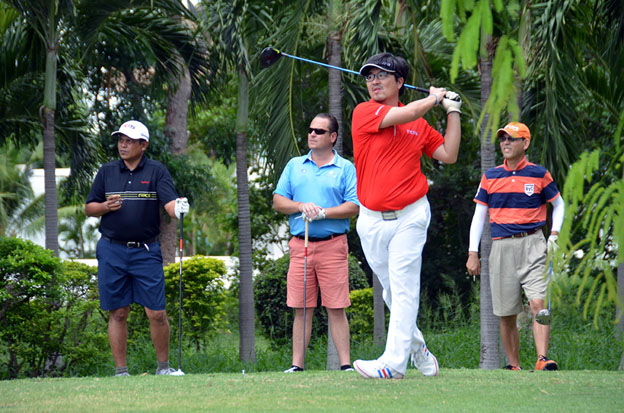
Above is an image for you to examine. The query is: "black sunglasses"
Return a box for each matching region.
[308,128,329,135]
[498,136,524,143]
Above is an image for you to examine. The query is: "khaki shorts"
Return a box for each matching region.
[286,234,350,309]
[489,231,548,317]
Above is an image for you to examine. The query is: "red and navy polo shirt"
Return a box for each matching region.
[474,157,560,239]
[86,155,178,241]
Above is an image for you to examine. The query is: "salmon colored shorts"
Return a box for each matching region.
[286,234,351,309]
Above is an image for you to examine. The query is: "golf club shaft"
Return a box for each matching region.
[280,52,429,94]
[302,219,308,370]
[548,261,552,312]
[178,213,184,372]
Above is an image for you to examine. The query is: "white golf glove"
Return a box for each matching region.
[175,197,189,219]
[442,91,462,114]
[303,207,326,222]
[547,234,559,253]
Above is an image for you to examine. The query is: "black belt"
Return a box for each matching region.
[293,232,346,243]
[102,236,158,248]
[502,229,539,239]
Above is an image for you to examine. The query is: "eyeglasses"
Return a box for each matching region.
[498,136,525,143]
[364,71,391,82]
[308,128,328,135]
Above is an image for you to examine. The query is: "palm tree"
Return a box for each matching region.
[204,0,276,363]
[476,35,501,369]
[75,0,213,263]
[3,0,206,257]
[3,0,75,256]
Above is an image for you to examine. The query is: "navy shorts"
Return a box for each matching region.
[96,238,166,311]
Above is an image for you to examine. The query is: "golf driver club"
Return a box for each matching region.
[302,219,309,370]
[535,262,553,325]
[260,46,431,94]
[170,212,185,376]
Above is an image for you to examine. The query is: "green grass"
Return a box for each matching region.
[1,369,623,412]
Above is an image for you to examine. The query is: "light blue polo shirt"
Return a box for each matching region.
[274,150,359,238]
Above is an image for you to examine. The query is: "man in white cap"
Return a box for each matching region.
[86,120,189,376]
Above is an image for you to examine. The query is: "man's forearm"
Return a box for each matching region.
[85,202,108,217]
[324,202,359,219]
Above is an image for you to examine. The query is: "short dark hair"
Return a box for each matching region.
[360,52,410,96]
[314,113,339,146]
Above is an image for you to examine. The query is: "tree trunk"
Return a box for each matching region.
[372,272,385,346]
[43,39,59,256]
[160,65,191,265]
[325,0,343,370]
[617,167,624,371]
[618,261,623,371]
[236,69,255,363]
[478,37,502,370]
[328,1,343,155]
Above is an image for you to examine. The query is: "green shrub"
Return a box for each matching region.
[0,237,63,378]
[55,261,109,377]
[254,253,368,345]
[0,238,108,378]
[163,256,229,349]
[346,288,375,342]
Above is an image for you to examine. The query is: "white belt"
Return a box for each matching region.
[360,196,427,221]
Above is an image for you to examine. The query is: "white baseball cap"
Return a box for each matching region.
[112,120,149,142]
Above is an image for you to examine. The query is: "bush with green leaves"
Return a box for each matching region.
[163,256,229,350]
[0,238,108,378]
[345,287,385,343]
[254,253,369,345]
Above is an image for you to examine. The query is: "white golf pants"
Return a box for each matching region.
[356,196,431,374]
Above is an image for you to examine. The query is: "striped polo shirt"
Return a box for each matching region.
[474,156,560,239]
[86,155,178,241]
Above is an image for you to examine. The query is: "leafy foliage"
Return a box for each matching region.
[0,238,108,378]
[557,137,624,324]
[442,0,523,138]
[163,256,230,349]
[346,287,389,343]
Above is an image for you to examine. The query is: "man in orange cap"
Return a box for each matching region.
[466,122,564,371]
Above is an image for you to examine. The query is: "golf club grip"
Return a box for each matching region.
[179,213,184,245]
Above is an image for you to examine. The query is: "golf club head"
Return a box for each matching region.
[169,369,185,376]
[535,309,551,325]
[260,47,282,68]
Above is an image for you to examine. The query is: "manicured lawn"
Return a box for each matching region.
[1,369,622,411]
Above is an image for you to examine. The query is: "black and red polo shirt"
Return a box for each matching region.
[86,155,178,242]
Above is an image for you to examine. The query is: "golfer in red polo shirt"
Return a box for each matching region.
[351,52,462,379]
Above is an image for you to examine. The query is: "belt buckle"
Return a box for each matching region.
[126,241,139,248]
[381,211,398,221]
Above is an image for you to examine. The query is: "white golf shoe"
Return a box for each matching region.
[353,359,404,379]
[411,344,439,376]
[155,367,177,375]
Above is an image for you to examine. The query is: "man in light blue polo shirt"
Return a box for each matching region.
[274,113,359,373]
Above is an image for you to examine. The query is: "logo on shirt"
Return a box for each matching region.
[524,184,534,196]
[141,181,150,184]
[406,129,419,136]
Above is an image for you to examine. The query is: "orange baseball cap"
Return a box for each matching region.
[497,122,531,142]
